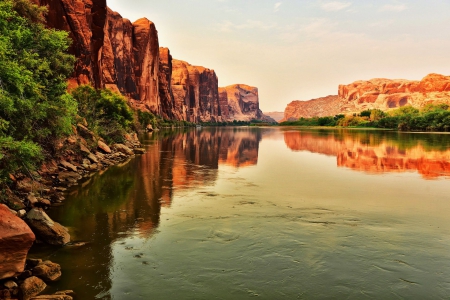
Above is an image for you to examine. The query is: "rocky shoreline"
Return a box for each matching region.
[0,124,147,300]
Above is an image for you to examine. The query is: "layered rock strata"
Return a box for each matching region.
[282,73,450,121]
[219,84,265,122]
[171,60,221,122]
[34,0,269,123]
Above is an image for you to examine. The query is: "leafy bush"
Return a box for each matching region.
[0,0,76,183]
[71,85,133,143]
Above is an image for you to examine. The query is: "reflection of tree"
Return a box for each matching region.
[284,129,450,179]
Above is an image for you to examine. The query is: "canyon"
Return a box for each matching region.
[32,0,270,123]
[282,73,450,122]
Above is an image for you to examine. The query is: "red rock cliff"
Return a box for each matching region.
[219,84,266,122]
[282,73,450,121]
[171,59,222,122]
[36,0,267,123]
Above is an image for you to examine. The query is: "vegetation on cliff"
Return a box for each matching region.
[280,104,450,132]
[0,0,76,183]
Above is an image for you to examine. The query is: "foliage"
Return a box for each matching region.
[71,85,134,143]
[0,0,76,183]
[280,105,450,132]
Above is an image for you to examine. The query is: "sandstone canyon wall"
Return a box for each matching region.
[282,73,450,122]
[219,84,270,122]
[34,0,269,123]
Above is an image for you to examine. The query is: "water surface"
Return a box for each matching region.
[31,127,450,299]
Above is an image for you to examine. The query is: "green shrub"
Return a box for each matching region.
[71,85,133,143]
[0,0,76,183]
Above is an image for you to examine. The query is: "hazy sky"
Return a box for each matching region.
[107,0,450,112]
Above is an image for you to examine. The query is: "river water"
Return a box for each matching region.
[31,127,450,299]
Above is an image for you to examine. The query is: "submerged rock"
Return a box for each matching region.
[0,204,35,280]
[25,209,70,246]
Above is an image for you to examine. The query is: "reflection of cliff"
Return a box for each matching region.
[284,130,450,179]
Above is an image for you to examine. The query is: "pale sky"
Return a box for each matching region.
[107,0,450,112]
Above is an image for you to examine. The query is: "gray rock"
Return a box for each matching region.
[25,209,70,246]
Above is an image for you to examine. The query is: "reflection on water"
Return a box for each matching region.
[284,129,450,179]
[30,128,450,299]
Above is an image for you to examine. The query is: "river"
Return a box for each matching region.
[30,127,450,299]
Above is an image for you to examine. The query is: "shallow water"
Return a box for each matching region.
[31,127,450,299]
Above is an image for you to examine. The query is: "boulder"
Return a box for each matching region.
[0,204,35,280]
[97,140,111,154]
[59,161,77,172]
[32,261,61,282]
[114,144,134,155]
[25,209,70,246]
[19,276,46,300]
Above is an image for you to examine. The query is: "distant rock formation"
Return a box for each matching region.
[171,59,221,122]
[33,0,269,123]
[282,73,450,122]
[263,112,284,122]
[281,95,355,122]
[219,84,265,122]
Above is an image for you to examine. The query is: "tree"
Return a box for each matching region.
[0,0,76,183]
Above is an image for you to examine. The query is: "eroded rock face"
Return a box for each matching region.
[0,205,35,280]
[158,47,179,120]
[171,60,222,122]
[33,0,107,88]
[101,8,136,98]
[35,0,268,123]
[219,84,266,122]
[282,73,450,121]
[132,18,160,113]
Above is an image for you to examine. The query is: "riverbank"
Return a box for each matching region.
[0,123,147,299]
